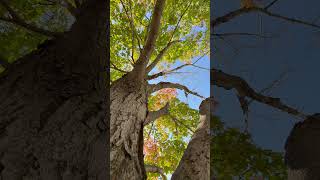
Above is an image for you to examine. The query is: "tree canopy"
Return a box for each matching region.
[110,0,209,82]
[0,0,72,61]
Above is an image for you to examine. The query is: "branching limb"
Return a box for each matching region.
[119,0,143,52]
[110,62,129,73]
[170,115,195,134]
[135,0,166,67]
[264,0,281,10]
[144,103,170,126]
[148,51,209,80]
[145,164,167,180]
[0,0,62,37]
[146,40,181,73]
[167,0,192,42]
[212,7,320,29]
[247,70,289,106]
[148,82,204,99]
[212,33,271,38]
[211,68,308,119]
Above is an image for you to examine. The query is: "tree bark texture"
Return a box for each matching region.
[285,114,320,180]
[171,98,211,180]
[110,72,148,180]
[0,0,109,179]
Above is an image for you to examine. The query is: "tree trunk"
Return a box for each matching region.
[171,98,211,180]
[110,72,148,180]
[285,114,320,180]
[0,0,109,179]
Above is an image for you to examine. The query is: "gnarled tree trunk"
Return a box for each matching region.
[285,114,320,180]
[110,72,148,180]
[0,0,108,179]
[171,98,211,180]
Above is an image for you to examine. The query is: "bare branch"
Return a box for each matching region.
[0,0,62,37]
[264,0,281,10]
[167,0,192,43]
[147,51,209,80]
[119,0,143,51]
[213,33,271,38]
[211,68,308,119]
[248,70,289,106]
[146,40,181,73]
[212,7,320,29]
[145,165,167,180]
[148,82,204,99]
[170,115,194,133]
[135,0,166,67]
[144,103,170,126]
[147,63,190,79]
[110,62,129,73]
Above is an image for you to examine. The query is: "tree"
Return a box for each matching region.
[211,116,287,179]
[212,0,320,179]
[110,0,209,179]
[0,0,108,179]
[170,97,211,180]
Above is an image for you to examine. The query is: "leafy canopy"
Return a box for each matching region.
[110,0,210,81]
[211,117,287,179]
[0,0,71,65]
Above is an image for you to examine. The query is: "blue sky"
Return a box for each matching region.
[149,55,210,110]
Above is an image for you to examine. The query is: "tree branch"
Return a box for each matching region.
[0,0,62,37]
[144,103,170,126]
[264,0,281,10]
[135,0,166,67]
[212,7,320,29]
[147,51,208,80]
[145,164,167,180]
[148,82,204,99]
[110,62,129,73]
[146,40,181,73]
[213,33,271,38]
[167,0,192,43]
[211,68,308,119]
[119,0,143,52]
[170,115,195,134]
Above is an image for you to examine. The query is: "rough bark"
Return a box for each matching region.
[110,1,166,179]
[171,98,211,180]
[0,0,109,179]
[145,165,166,180]
[285,113,320,180]
[110,72,148,180]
